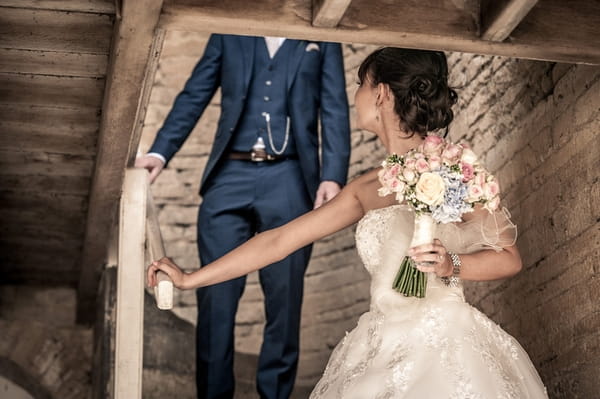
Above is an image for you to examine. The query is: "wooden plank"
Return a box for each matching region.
[0,105,99,155]
[114,168,147,399]
[0,208,85,235]
[0,223,85,244]
[0,173,90,194]
[126,29,166,166]
[159,0,600,64]
[0,48,108,77]
[509,0,600,51]
[312,0,353,28]
[0,189,88,212]
[0,73,105,109]
[77,0,165,324]
[1,265,80,286]
[481,0,539,41]
[0,0,115,14]
[0,151,94,177]
[0,245,81,285]
[0,7,113,53]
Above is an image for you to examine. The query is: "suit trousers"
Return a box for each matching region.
[196,158,313,399]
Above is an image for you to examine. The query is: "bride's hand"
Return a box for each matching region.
[408,239,453,277]
[146,257,190,289]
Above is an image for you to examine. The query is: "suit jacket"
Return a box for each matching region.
[149,34,351,199]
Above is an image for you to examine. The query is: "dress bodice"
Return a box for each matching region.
[355,205,466,312]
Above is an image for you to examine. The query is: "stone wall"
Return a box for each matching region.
[140,31,600,397]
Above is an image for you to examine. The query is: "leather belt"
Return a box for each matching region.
[228,151,298,163]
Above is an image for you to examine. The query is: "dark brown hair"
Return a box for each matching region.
[358,47,457,137]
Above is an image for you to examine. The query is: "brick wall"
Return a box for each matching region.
[141,31,600,396]
[447,54,600,398]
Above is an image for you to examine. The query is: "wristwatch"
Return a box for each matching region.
[441,251,461,287]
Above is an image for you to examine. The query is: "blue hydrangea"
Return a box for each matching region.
[431,167,472,223]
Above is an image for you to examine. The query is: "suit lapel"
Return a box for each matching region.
[238,36,256,93]
[287,40,307,92]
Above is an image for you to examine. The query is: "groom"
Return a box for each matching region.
[137,34,350,398]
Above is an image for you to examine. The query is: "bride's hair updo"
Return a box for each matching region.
[358,47,458,137]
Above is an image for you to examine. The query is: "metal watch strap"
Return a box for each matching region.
[441,251,461,287]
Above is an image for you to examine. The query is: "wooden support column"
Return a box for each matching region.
[481,0,539,41]
[114,168,147,399]
[312,0,353,28]
[77,0,164,323]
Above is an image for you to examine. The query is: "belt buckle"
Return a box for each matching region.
[250,149,267,162]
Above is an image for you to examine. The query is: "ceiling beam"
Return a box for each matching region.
[312,0,352,28]
[480,0,539,42]
[77,0,164,324]
[158,0,600,65]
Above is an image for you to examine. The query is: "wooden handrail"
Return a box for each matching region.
[114,168,173,399]
[145,176,174,310]
[115,168,147,398]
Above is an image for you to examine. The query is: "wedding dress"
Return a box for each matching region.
[310,205,548,399]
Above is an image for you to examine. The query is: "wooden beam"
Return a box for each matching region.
[481,0,539,42]
[159,0,600,65]
[0,0,115,14]
[312,0,352,28]
[114,168,147,399]
[77,0,164,324]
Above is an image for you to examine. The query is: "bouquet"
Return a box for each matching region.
[378,135,501,298]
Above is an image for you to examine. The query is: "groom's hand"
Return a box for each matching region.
[135,155,165,183]
[314,180,342,209]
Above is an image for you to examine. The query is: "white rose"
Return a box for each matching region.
[415,172,446,206]
[461,148,478,165]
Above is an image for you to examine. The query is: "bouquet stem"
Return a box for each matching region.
[392,214,436,298]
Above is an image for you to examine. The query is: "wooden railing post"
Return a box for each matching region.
[145,182,173,310]
[114,168,147,399]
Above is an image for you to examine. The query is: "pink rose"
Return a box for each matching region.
[384,164,401,180]
[461,163,475,182]
[467,183,483,202]
[428,155,441,170]
[483,181,500,199]
[415,158,430,174]
[474,171,487,186]
[390,179,406,193]
[404,158,416,170]
[441,143,462,163]
[423,135,445,154]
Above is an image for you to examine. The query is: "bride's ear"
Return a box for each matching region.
[376,83,392,108]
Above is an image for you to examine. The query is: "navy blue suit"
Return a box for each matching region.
[149,34,350,399]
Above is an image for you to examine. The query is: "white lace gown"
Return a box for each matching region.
[310,205,548,399]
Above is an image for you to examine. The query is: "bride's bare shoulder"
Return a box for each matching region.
[346,168,397,211]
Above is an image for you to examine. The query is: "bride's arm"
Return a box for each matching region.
[412,205,522,281]
[147,181,365,290]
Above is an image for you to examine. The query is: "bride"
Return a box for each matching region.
[147,47,548,398]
